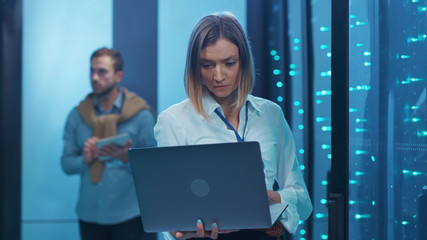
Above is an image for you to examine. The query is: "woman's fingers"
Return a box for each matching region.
[196,219,205,237]
[210,221,219,239]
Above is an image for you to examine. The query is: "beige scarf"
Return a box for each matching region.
[77,88,152,183]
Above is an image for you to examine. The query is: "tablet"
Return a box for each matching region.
[96,133,130,161]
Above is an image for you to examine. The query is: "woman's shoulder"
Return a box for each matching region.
[248,95,283,112]
[157,98,196,121]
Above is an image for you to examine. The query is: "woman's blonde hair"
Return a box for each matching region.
[184,12,255,118]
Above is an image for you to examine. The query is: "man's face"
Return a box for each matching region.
[90,55,122,96]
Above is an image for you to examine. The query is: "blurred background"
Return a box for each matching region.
[0,0,426,240]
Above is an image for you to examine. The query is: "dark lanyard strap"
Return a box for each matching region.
[214,102,249,142]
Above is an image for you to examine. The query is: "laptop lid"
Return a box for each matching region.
[129,141,287,233]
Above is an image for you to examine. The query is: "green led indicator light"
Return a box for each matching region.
[299,149,305,154]
[327,154,332,159]
[355,150,368,155]
[316,117,328,122]
[276,81,283,88]
[402,221,409,225]
[270,50,277,56]
[294,38,301,44]
[294,101,301,106]
[290,64,296,69]
[356,43,364,47]
[355,214,371,219]
[371,155,376,162]
[300,165,305,171]
[355,128,368,133]
[321,180,328,185]
[273,55,280,61]
[355,118,368,123]
[277,96,283,102]
[294,46,300,51]
[364,51,371,56]
[320,71,332,77]
[322,144,331,149]
[316,100,323,104]
[356,21,367,26]
[400,55,410,59]
[289,70,297,76]
[320,199,327,204]
[349,200,356,205]
[298,109,304,114]
[300,229,306,235]
[322,126,331,131]
[316,90,331,96]
[320,26,329,31]
[416,130,427,137]
[372,201,375,206]
[320,44,329,49]
[349,180,358,184]
[349,108,358,112]
[299,125,304,130]
[355,171,365,176]
[321,235,328,239]
[327,52,332,57]
[316,213,326,219]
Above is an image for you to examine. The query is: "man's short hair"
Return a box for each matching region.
[90,47,124,72]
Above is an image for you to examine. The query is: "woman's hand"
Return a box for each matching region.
[171,219,238,239]
[267,190,281,204]
[171,219,219,239]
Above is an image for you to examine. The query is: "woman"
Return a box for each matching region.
[154,12,312,240]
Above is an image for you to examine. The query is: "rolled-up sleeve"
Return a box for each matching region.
[275,107,313,233]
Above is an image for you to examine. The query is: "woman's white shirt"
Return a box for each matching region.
[154,89,312,236]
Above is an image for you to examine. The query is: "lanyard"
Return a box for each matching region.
[214,102,249,142]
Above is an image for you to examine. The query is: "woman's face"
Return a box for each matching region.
[199,38,240,105]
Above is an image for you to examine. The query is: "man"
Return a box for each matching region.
[61,47,156,240]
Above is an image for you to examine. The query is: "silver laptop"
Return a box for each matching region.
[129,141,288,233]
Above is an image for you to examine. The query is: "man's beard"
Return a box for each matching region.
[95,84,116,97]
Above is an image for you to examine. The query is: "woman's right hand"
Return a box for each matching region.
[171,219,219,239]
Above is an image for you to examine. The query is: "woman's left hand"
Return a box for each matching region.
[267,190,281,204]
